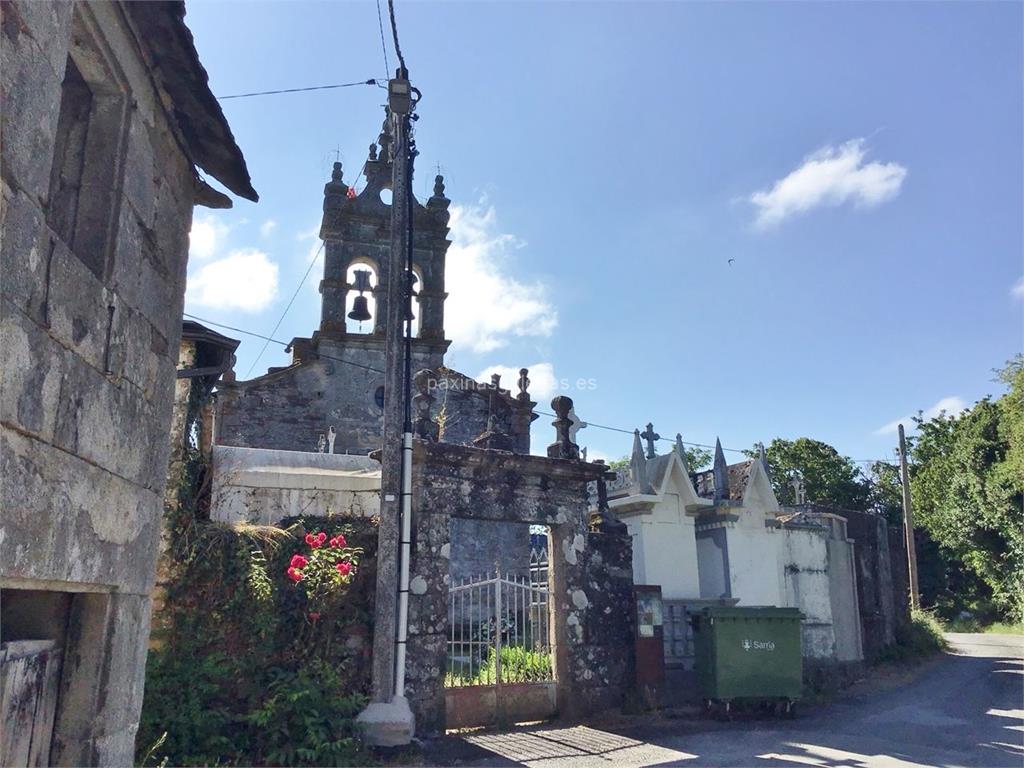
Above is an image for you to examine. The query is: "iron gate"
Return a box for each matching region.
[445,549,555,727]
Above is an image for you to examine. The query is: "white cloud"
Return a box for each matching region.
[874,395,968,436]
[1012,277,1024,300]
[186,248,279,312]
[750,138,907,228]
[446,202,557,353]
[476,362,558,401]
[260,220,278,238]
[189,214,230,260]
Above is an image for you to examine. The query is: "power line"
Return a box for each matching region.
[244,241,325,378]
[375,0,392,78]
[183,312,385,376]
[387,0,406,73]
[217,79,380,100]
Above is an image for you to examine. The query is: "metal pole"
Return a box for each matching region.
[898,423,921,611]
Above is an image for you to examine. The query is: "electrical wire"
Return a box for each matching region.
[217,79,380,100]
[244,242,325,378]
[375,0,392,78]
[184,312,386,375]
[387,0,406,73]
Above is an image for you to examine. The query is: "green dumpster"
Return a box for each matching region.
[693,606,803,707]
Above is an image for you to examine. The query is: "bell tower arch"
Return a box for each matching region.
[316,118,451,368]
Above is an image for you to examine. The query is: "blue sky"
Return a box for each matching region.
[183,1,1023,469]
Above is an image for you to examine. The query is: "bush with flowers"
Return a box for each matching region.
[138,508,378,767]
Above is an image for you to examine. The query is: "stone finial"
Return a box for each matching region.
[630,429,651,493]
[432,175,446,198]
[490,373,501,390]
[758,441,770,476]
[517,368,531,403]
[546,395,580,460]
[368,143,378,161]
[327,426,337,454]
[413,369,439,441]
[317,433,327,453]
[675,433,690,473]
[377,111,392,163]
[713,437,728,501]
[641,422,660,459]
[323,161,348,209]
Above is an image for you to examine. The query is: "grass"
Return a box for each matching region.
[943,617,1024,635]
[445,645,551,687]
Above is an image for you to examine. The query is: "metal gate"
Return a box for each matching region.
[445,549,555,728]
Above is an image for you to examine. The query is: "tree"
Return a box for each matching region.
[910,356,1024,622]
[606,445,712,474]
[754,437,870,509]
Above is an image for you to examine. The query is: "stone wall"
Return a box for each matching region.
[0,2,219,763]
[402,441,635,734]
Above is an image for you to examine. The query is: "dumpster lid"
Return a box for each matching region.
[698,606,803,620]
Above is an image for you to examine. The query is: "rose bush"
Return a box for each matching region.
[286,530,362,619]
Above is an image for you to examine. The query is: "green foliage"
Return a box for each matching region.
[756,438,869,509]
[445,645,551,686]
[607,445,712,473]
[910,356,1024,623]
[887,609,948,660]
[138,509,378,766]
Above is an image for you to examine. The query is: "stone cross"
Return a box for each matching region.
[567,407,587,443]
[641,423,660,459]
[790,475,807,505]
[327,426,336,454]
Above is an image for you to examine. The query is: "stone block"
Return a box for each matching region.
[0,428,161,594]
[0,307,63,442]
[0,187,51,324]
[0,17,65,203]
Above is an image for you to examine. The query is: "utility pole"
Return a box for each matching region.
[357,67,417,747]
[898,423,921,611]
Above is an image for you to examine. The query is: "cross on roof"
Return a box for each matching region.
[641,422,660,459]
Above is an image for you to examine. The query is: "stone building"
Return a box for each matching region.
[605,428,867,688]
[0,2,255,764]
[211,123,540,581]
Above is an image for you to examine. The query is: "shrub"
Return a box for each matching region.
[138,515,378,766]
[881,608,948,661]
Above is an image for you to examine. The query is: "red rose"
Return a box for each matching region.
[304,533,315,546]
[336,562,351,576]
[290,554,308,569]
[309,612,321,621]
[287,567,303,582]
[333,534,348,549]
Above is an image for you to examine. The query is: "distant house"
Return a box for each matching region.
[0,1,255,764]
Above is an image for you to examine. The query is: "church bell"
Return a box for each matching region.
[348,295,371,322]
[348,269,373,322]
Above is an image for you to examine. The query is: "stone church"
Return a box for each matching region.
[211,118,539,579]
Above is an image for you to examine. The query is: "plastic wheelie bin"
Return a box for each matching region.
[692,606,802,717]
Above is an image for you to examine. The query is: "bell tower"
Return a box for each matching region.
[315,116,451,369]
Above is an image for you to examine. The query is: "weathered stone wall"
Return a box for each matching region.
[833,508,899,660]
[448,518,533,583]
[402,441,635,734]
[1,2,202,762]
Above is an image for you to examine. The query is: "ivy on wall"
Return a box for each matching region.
[139,440,379,766]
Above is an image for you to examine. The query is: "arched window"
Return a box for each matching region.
[345,260,378,334]
[408,266,423,338]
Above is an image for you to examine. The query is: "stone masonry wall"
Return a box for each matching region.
[402,441,635,734]
[1,2,201,763]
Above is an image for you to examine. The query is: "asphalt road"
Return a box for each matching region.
[430,633,1024,767]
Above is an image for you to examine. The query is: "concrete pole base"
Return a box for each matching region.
[356,696,416,747]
